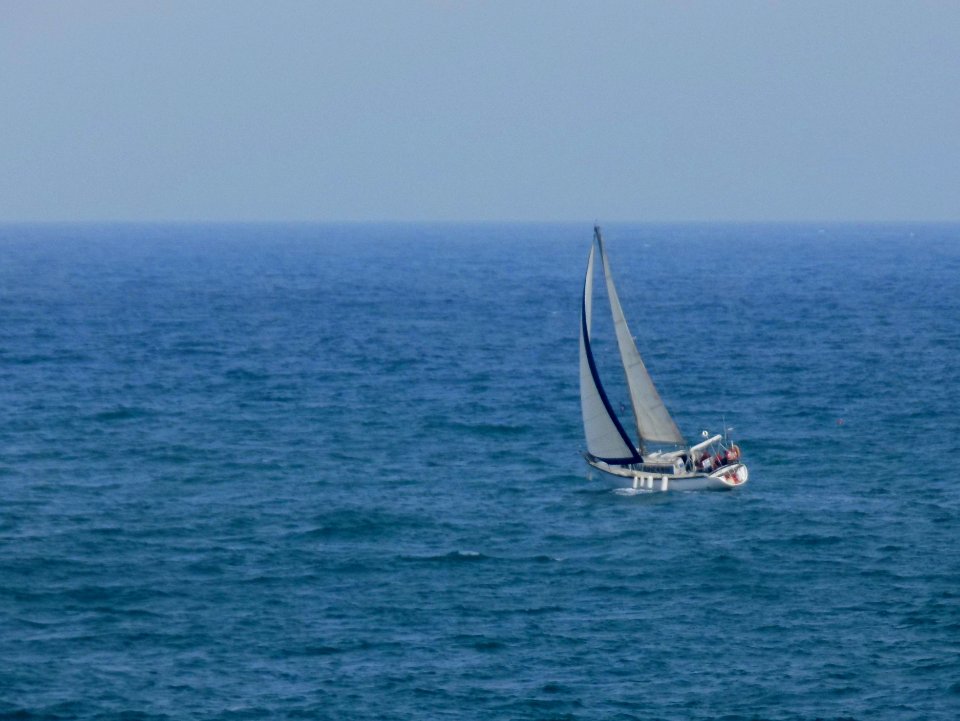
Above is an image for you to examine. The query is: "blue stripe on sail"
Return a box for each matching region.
[581,272,643,465]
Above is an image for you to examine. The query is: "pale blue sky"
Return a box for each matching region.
[1,0,958,221]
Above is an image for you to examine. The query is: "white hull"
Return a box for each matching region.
[588,459,749,492]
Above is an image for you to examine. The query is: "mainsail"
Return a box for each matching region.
[579,245,642,462]
[594,228,686,450]
[580,227,687,460]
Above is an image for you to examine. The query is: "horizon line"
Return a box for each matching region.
[1,218,959,226]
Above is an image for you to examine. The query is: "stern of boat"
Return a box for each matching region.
[711,462,749,488]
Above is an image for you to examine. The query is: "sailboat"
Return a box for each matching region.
[580,226,749,491]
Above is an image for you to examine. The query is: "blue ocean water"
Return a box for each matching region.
[1,222,958,721]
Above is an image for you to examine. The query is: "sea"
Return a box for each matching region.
[1,222,958,721]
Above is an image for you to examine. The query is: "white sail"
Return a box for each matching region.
[580,245,639,461]
[595,229,686,449]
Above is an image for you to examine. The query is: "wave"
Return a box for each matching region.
[400,550,489,563]
[90,405,154,422]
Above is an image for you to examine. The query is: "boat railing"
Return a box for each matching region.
[692,437,742,473]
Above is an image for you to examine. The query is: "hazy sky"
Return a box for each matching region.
[2,1,958,221]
